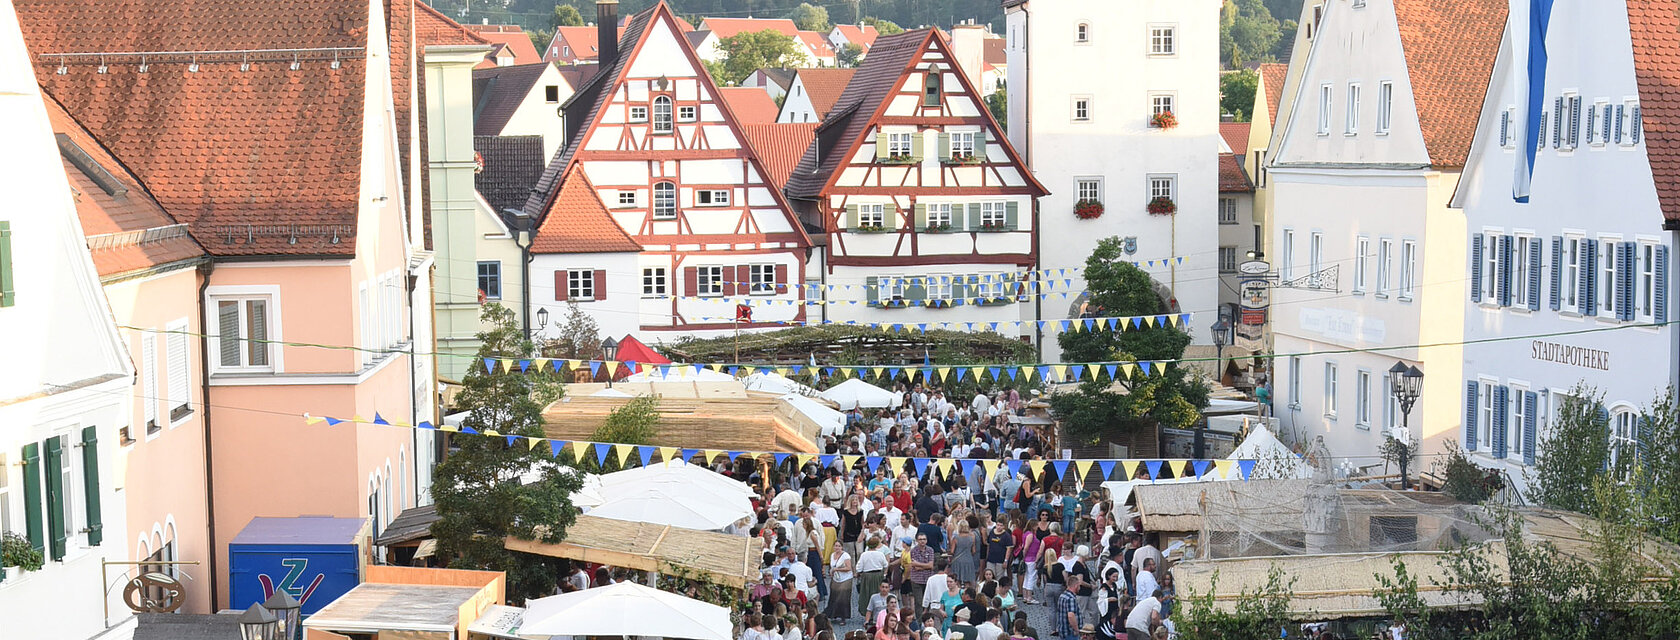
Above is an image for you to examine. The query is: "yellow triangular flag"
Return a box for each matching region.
[499,359,514,373]
[937,367,950,382]
[705,449,724,465]
[983,459,1002,476]
[605,361,620,376]
[1020,367,1034,380]
[440,424,460,432]
[1027,460,1045,476]
[873,367,885,378]
[889,457,907,473]
[660,447,679,465]
[533,358,549,373]
[709,363,725,372]
[1121,363,1137,378]
[304,415,325,425]
[1053,365,1068,381]
[842,455,861,471]
[970,366,986,380]
[1121,459,1141,480]
[777,367,791,377]
[572,442,591,464]
[350,415,368,424]
[1168,459,1188,477]
[1214,459,1234,479]
[936,458,955,478]
[1144,316,1157,328]
[483,429,501,437]
[615,444,635,465]
[798,454,816,468]
[526,438,542,450]
[1075,459,1095,481]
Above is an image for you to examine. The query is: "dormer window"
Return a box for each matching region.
[1076,22,1090,43]
[923,68,942,107]
[652,96,673,133]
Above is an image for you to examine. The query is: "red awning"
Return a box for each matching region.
[614,335,670,368]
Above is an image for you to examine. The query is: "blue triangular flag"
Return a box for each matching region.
[552,359,565,372]
[373,413,390,425]
[820,454,837,469]
[505,435,520,447]
[483,358,497,373]
[1105,365,1118,379]
[960,459,978,476]
[1193,460,1212,477]
[1238,459,1257,480]
[988,367,1001,380]
[1006,367,1018,380]
[887,368,901,379]
[417,421,435,430]
[1097,460,1115,479]
[866,457,881,473]
[519,359,532,373]
[594,443,611,465]
[1131,317,1144,329]
[550,441,566,458]
[589,361,602,377]
[1139,361,1153,375]
[1083,318,1096,331]
[324,417,344,426]
[726,451,743,462]
[913,458,931,477]
[1144,460,1163,479]
[1038,366,1054,380]
[1005,459,1022,476]
[680,448,699,463]
[461,426,479,435]
[773,453,790,465]
[954,368,967,382]
[1059,320,1071,332]
[1051,460,1070,478]
[638,446,655,466]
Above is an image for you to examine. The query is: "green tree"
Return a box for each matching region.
[544,301,603,361]
[593,395,661,446]
[552,4,584,27]
[985,83,1007,133]
[1220,70,1258,122]
[430,303,582,604]
[529,29,553,55]
[1530,384,1612,514]
[862,16,904,36]
[837,42,865,68]
[790,2,831,31]
[1176,565,1297,639]
[1219,0,1282,68]
[705,29,810,87]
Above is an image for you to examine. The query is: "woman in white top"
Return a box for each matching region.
[827,544,857,622]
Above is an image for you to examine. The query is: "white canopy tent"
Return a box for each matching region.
[819,378,902,410]
[743,371,819,396]
[588,387,634,398]
[521,581,733,640]
[781,393,846,437]
[583,487,752,532]
[597,458,754,498]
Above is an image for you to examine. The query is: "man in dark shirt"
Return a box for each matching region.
[983,521,1012,579]
[918,513,946,553]
[915,483,943,523]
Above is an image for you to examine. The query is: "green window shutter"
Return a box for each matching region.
[906,278,927,301]
[939,133,952,161]
[952,206,966,230]
[1005,201,1020,230]
[915,204,928,230]
[44,437,66,560]
[865,276,880,306]
[887,206,901,229]
[976,130,989,159]
[875,133,889,160]
[0,221,14,307]
[81,426,102,547]
[966,203,982,230]
[22,442,43,555]
[845,204,860,230]
[911,134,924,161]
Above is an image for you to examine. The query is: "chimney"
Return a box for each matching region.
[597,0,620,64]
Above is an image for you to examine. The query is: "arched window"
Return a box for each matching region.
[923,68,942,107]
[653,182,677,219]
[1076,22,1091,43]
[652,96,674,133]
[1609,406,1641,472]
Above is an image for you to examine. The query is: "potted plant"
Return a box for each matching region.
[1151,110,1178,129]
[924,222,953,233]
[881,154,921,166]
[1147,196,1177,216]
[978,220,1008,232]
[2,531,44,581]
[855,224,887,233]
[943,153,984,166]
[1074,199,1105,220]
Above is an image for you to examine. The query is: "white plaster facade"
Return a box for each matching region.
[484,63,574,161]
[1216,184,1256,312]
[777,72,824,123]
[1005,0,1223,359]
[530,251,644,341]
[1450,0,1678,495]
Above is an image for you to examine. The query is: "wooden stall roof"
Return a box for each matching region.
[506,515,763,588]
[542,392,821,452]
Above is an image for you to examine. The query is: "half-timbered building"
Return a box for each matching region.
[524,1,812,338]
[786,29,1046,332]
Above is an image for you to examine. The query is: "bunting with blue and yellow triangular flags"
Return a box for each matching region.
[1192,460,1212,477]
[936,458,955,478]
[1214,459,1234,479]
[1098,460,1116,479]
[660,447,679,465]
[1121,459,1141,480]
[1144,460,1163,479]
[1075,459,1096,482]
[550,440,568,458]
[1027,459,1045,476]
[983,459,1001,477]
[1238,459,1258,480]
[1167,459,1188,478]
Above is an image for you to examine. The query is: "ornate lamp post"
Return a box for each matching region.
[1387,361,1424,490]
[601,337,620,388]
[263,590,301,640]
[238,603,278,640]
[1194,319,1233,460]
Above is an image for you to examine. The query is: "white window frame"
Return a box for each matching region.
[642,267,668,298]
[1282,229,1296,281]
[616,190,637,208]
[628,105,648,123]
[1149,93,1175,123]
[1610,405,1640,470]
[1353,236,1370,294]
[1621,99,1641,147]
[981,201,1008,227]
[651,96,674,133]
[208,286,280,374]
[1381,371,1399,431]
[1559,92,1579,151]
[1591,100,1610,147]
[1509,383,1529,460]
[142,332,160,435]
[652,182,677,219]
[1076,177,1103,203]
[1477,378,1496,452]
[888,132,914,157]
[1355,369,1372,428]
[878,276,906,302]
[927,274,953,301]
[55,431,86,555]
[1309,232,1323,276]
[1072,97,1091,122]
[477,260,502,300]
[1377,238,1394,298]
[748,264,777,296]
[678,105,698,122]
[696,265,724,297]
[1512,235,1532,309]
[926,203,953,228]
[1481,233,1499,304]
[1600,237,1620,319]
[1218,247,1238,273]
[567,269,596,301]
[949,131,976,158]
[1345,82,1361,135]
[1148,175,1176,201]
[858,203,886,228]
[1075,22,1091,44]
[1148,25,1175,55]
[1376,82,1393,134]
[0,452,10,536]
[1288,355,1302,407]
[1323,361,1338,420]
[1400,239,1418,300]
[1638,241,1657,322]
[1318,84,1333,135]
[165,319,191,425]
[696,189,731,207]
[1563,235,1582,313]
[1218,197,1237,224]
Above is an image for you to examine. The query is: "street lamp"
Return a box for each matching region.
[263,590,301,640]
[601,337,619,388]
[1387,361,1424,490]
[1209,319,1232,381]
[238,603,278,640]
[533,306,550,341]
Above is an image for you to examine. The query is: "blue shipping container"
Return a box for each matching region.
[228,516,369,615]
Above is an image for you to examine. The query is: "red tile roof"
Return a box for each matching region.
[740,123,819,190]
[1628,0,1680,226]
[1391,0,1506,168]
[550,26,604,62]
[531,166,641,254]
[794,68,857,119]
[700,17,800,39]
[472,27,544,67]
[43,92,206,277]
[719,87,781,124]
[984,38,1005,65]
[18,0,380,257]
[1219,154,1254,193]
[1259,62,1287,124]
[834,24,879,50]
[798,31,835,58]
[415,1,490,47]
[1220,122,1251,153]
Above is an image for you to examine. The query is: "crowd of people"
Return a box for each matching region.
[727,384,1182,640]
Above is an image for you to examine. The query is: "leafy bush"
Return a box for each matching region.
[1,531,43,571]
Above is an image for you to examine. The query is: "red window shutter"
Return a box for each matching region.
[735,265,750,295]
[684,267,699,296]
[776,264,789,293]
[594,270,607,300]
[555,270,568,301]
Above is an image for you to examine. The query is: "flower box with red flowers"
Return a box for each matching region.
[1074,199,1105,220]
[942,153,986,166]
[1147,196,1177,216]
[977,221,1010,233]
[1151,110,1178,129]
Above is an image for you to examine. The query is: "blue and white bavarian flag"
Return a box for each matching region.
[1514,0,1556,202]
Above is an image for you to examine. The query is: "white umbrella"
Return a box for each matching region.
[781,393,846,437]
[522,581,733,640]
[744,371,818,396]
[819,378,902,410]
[598,458,754,498]
[584,486,752,531]
[589,387,634,398]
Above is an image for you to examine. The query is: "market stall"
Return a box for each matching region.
[520,581,733,640]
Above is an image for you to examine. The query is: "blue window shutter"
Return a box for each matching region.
[1616,104,1625,143]
[1549,236,1562,310]
[1493,386,1509,459]
[1656,245,1668,324]
[1523,391,1538,465]
[1618,243,1635,321]
[1465,381,1479,451]
[1633,105,1644,144]
[1554,97,1564,148]
[1583,240,1598,316]
[1500,111,1510,146]
[1598,404,1612,472]
[1528,239,1543,311]
[1638,415,1650,464]
[1470,236,1484,303]
[1505,235,1518,307]
[1604,104,1614,142]
[1587,104,1598,143]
